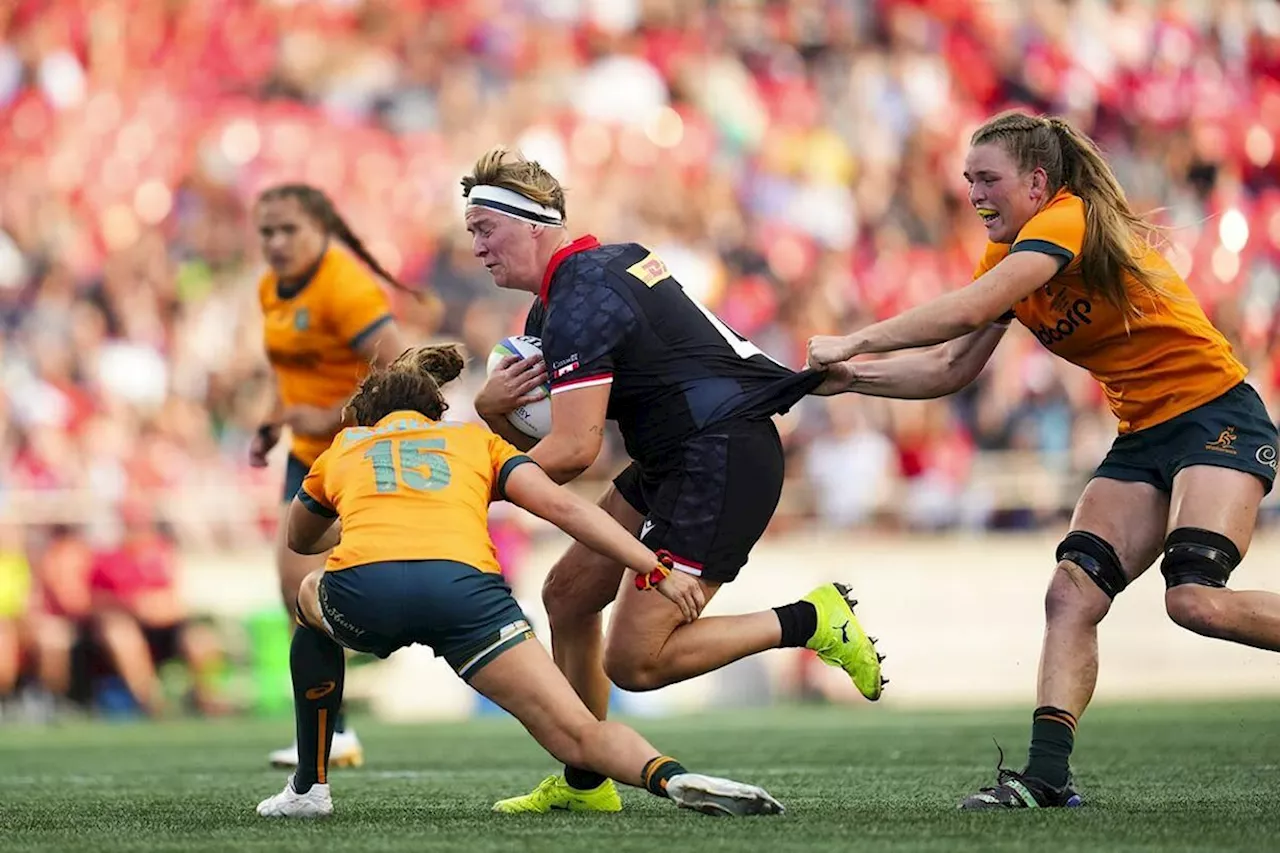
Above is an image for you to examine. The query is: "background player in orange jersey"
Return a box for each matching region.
[250,183,416,770]
[255,345,782,820]
[808,111,1280,810]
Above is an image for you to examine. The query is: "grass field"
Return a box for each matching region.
[3,700,1279,852]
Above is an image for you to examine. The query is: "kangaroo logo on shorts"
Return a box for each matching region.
[1205,427,1238,455]
[1256,444,1277,471]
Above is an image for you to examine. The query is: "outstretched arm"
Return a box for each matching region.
[503,461,654,572]
[502,460,705,620]
[815,322,1008,400]
[808,252,1057,365]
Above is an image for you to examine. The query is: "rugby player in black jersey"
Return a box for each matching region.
[464,148,884,814]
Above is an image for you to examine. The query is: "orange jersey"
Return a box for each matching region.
[298,411,532,573]
[259,244,392,464]
[975,189,1246,433]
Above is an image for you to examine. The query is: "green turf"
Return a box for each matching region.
[2,700,1278,852]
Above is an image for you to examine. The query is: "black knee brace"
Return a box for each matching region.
[1056,530,1127,599]
[1160,527,1240,589]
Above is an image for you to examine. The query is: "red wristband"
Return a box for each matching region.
[635,549,675,591]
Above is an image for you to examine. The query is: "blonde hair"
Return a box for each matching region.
[460,147,566,221]
[971,111,1168,316]
[345,345,465,425]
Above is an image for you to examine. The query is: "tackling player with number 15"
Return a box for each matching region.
[256,346,783,819]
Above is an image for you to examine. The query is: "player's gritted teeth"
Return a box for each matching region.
[976,207,1000,228]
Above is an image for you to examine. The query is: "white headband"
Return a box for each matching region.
[466,185,564,227]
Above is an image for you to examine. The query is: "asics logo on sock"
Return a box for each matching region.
[305,681,336,700]
[1033,299,1092,347]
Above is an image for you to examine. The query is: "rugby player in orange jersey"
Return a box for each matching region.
[254,346,783,819]
[808,111,1279,809]
[251,184,416,769]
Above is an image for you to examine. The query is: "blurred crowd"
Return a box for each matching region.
[1,0,1280,712]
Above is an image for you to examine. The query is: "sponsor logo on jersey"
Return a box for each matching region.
[294,308,311,331]
[1033,298,1093,347]
[552,354,581,378]
[626,251,672,288]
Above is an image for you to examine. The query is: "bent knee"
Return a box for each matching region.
[298,569,322,602]
[296,569,325,630]
[541,561,616,625]
[1165,586,1229,638]
[1044,561,1112,625]
[559,724,606,771]
[603,647,668,693]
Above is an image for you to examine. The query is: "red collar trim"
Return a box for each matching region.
[540,235,601,302]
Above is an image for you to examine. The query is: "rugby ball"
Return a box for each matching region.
[486,335,552,440]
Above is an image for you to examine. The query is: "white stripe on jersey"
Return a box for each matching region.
[551,375,614,394]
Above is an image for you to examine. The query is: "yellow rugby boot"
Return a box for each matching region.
[803,582,886,701]
[492,775,623,814]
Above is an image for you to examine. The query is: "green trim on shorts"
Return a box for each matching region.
[452,619,536,681]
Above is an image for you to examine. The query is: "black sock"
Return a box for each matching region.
[289,624,345,794]
[641,755,688,798]
[290,607,347,735]
[773,601,818,648]
[564,765,607,791]
[1024,706,1076,789]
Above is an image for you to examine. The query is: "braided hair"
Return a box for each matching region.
[256,184,417,296]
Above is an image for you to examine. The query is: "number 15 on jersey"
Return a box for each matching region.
[363,438,451,493]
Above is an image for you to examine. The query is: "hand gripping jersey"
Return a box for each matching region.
[259,244,393,464]
[975,190,1246,433]
[529,236,822,473]
[298,412,533,573]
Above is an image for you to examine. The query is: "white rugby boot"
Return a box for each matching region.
[666,773,785,816]
[256,775,333,818]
